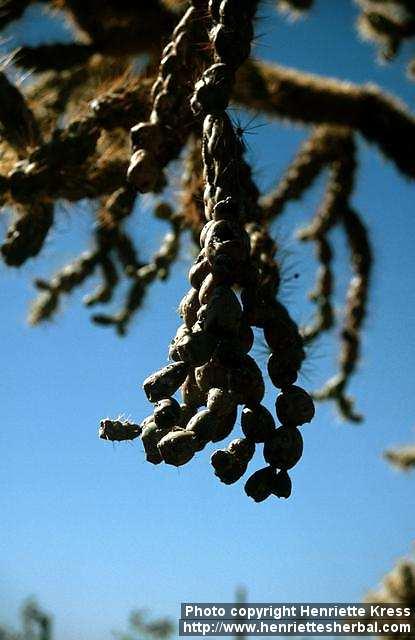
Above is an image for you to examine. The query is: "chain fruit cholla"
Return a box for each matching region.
[118,0,316,502]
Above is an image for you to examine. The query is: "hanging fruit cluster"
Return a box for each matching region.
[106,0,316,502]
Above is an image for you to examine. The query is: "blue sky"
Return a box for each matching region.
[1,1,415,639]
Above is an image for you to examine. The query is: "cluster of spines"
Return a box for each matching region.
[356,0,415,73]
[384,445,415,471]
[365,555,415,635]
